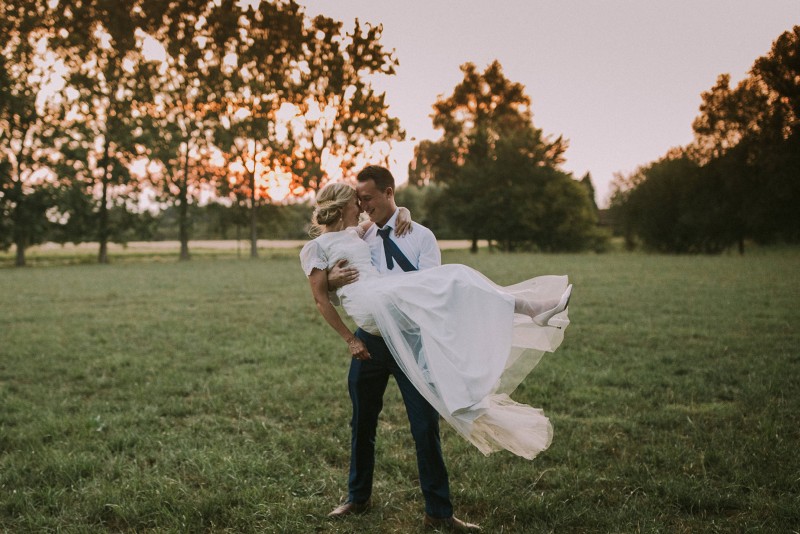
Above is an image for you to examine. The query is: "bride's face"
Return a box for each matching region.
[341,195,361,227]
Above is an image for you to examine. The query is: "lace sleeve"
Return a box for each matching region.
[299,240,329,276]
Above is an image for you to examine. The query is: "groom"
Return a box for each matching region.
[326,165,480,532]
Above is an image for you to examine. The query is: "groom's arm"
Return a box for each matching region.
[328,259,358,289]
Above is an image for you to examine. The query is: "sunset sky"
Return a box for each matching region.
[299,0,799,207]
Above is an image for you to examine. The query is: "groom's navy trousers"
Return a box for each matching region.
[347,327,453,518]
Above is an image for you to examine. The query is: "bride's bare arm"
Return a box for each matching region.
[394,206,413,237]
[308,268,370,360]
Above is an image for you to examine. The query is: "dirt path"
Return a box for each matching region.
[29,239,480,254]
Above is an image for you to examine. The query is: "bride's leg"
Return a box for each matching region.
[514,296,558,318]
[514,285,572,326]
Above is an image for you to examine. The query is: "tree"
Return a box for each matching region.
[0,1,65,266]
[282,15,403,194]
[612,26,800,254]
[752,25,800,242]
[683,27,800,249]
[55,0,149,263]
[753,26,800,139]
[135,0,232,261]
[685,74,775,253]
[213,0,307,259]
[410,61,597,252]
[611,152,750,254]
[613,157,689,253]
[689,74,773,164]
[579,172,598,213]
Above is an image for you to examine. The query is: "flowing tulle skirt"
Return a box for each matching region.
[340,265,569,459]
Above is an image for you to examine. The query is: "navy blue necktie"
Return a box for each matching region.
[377,226,417,272]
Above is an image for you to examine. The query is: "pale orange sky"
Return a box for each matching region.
[299,0,799,207]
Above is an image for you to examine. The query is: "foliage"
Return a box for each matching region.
[133,0,234,260]
[52,0,153,263]
[612,25,800,253]
[753,26,800,138]
[751,26,800,243]
[151,201,312,241]
[394,182,437,230]
[611,155,735,253]
[689,74,774,163]
[427,135,600,252]
[1,250,798,532]
[409,61,600,252]
[284,16,404,194]
[207,4,401,258]
[0,1,66,265]
[579,172,598,213]
[210,0,307,258]
[0,1,403,265]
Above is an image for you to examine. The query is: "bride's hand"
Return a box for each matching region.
[394,207,413,237]
[347,337,371,360]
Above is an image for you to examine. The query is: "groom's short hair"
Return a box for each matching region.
[357,165,395,192]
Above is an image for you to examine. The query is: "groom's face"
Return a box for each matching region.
[356,179,395,227]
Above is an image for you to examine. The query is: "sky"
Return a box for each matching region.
[298,0,799,207]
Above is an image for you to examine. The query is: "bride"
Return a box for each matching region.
[300,182,572,460]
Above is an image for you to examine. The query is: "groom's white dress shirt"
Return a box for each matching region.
[362,209,441,275]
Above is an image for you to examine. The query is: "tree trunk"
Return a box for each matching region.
[470,233,478,254]
[14,237,26,267]
[98,142,110,264]
[11,194,26,266]
[178,181,190,261]
[249,166,258,259]
[236,223,242,259]
[179,144,191,261]
[738,236,745,255]
[98,188,108,263]
[11,151,27,267]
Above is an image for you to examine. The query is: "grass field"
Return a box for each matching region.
[1,246,798,533]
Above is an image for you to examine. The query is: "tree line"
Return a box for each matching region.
[1,0,402,266]
[610,26,800,254]
[406,61,605,253]
[57,201,312,244]
[2,1,626,267]
[7,7,795,263]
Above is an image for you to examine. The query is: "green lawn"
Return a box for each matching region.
[1,248,798,532]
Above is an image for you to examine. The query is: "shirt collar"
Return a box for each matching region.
[377,209,400,231]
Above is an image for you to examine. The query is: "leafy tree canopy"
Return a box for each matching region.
[409,60,599,252]
[611,25,800,253]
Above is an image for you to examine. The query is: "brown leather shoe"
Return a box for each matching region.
[327,499,371,518]
[423,513,481,531]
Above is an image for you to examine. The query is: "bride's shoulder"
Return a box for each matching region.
[301,234,332,254]
[307,231,336,244]
[300,238,320,255]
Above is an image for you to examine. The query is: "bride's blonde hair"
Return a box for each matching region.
[310,182,356,236]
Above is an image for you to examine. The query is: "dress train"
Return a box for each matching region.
[364,272,569,459]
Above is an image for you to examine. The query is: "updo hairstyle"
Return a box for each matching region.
[310,182,356,235]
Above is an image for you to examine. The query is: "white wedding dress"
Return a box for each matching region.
[300,227,570,460]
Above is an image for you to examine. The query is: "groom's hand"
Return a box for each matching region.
[328,259,359,289]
